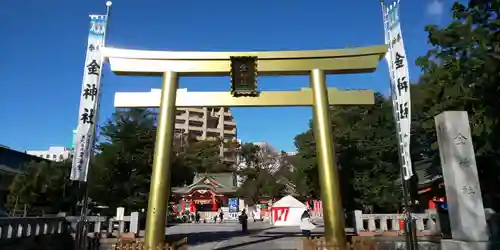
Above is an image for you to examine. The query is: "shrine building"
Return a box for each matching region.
[171,172,238,213]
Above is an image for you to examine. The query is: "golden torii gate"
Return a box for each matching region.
[104,45,387,249]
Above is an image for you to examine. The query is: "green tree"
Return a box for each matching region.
[7,108,237,216]
[294,94,402,212]
[90,108,195,212]
[90,108,157,212]
[293,129,319,198]
[89,108,232,213]
[415,0,500,208]
[178,138,233,173]
[7,160,77,215]
[236,143,285,204]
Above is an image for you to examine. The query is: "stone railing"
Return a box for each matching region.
[197,211,217,221]
[353,210,439,236]
[197,211,241,222]
[0,212,140,241]
[0,217,68,240]
[66,212,140,237]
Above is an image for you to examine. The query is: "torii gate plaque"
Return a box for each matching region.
[104,45,387,249]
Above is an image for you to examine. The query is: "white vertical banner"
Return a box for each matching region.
[70,15,108,182]
[382,0,413,180]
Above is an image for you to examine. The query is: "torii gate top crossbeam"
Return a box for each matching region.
[114,88,375,108]
[103,45,387,77]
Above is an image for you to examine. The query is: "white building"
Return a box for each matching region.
[26,146,73,162]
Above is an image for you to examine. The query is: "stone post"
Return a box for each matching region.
[435,111,497,249]
[93,218,101,233]
[354,210,363,233]
[118,221,125,234]
[130,212,139,235]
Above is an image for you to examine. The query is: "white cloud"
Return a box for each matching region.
[426,0,444,18]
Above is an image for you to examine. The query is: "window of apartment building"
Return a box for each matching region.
[188,120,203,126]
[207,131,220,137]
[191,130,203,137]
[46,154,50,158]
[59,155,64,161]
[39,154,43,158]
[224,134,235,140]
[175,110,186,116]
[224,116,233,121]
[206,116,220,127]
[189,113,203,119]
[224,124,235,130]
[53,154,57,159]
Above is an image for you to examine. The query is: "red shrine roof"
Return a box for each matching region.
[171,172,238,195]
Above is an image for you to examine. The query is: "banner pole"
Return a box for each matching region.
[73,2,112,249]
[380,1,417,249]
[79,0,112,224]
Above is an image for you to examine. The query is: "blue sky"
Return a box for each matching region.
[0,0,450,153]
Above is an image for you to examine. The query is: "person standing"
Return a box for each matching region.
[219,209,224,223]
[299,210,316,238]
[239,209,248,233]
[195,211,201,223]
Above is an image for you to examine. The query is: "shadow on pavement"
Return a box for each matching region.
[260,231,321,236]
[217,231,356,250]
[164,226,273,246]
[214,231,301,250]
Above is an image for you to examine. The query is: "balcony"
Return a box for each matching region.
[174,123,187,130]
[207,127,222,133]
[223,138,238,143]
[175,118,186,124]
[188,126,203,131]
[175,113,188,120]
[224,125,235,132]
[224,120,236,126]
[223,134,235,140]
[175,110,187,116]
[189,130,203,137]
[187,108,204,113]
[224,129,236,135]
[188,116,204,122]
[188,120,204,127]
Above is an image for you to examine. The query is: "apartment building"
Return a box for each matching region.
[174,107,237,161]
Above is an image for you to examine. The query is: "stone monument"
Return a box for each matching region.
[435,111,497,249]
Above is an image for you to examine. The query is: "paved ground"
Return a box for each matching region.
[163,221,330,250]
